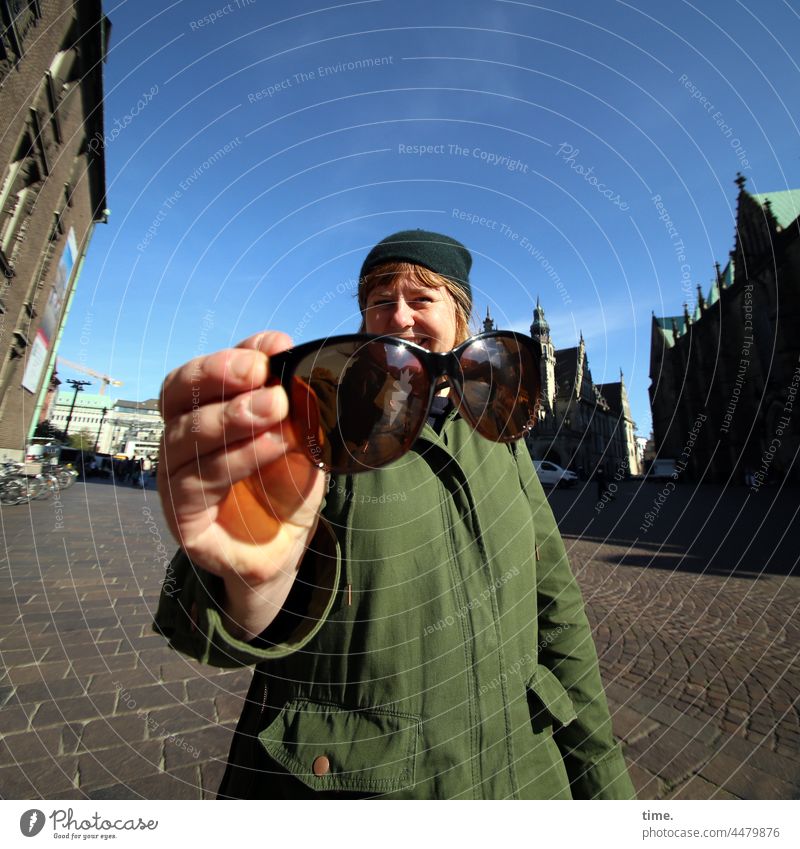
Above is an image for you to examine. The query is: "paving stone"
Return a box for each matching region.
[0,702,35,734]
[610,704,661,744]
[77,740,163,791]
[214,692,246,724]
[0,756,79,798]
[0,726,63,764]
[12,677,90,705]
[88,765,202,799]
[162,724,235,771]
[626,729,713,786]
[32,693,117,726]
[141,700,218,738]
[666,775,741,800]
[114,681,186,713]
[710,734,800,784]
[699,751,797,800]
[625,762,663,800]
[76,714,151,751]
[199,758,228,799]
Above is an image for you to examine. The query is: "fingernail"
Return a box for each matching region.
[228,351,253,381]
[248,387,288,422]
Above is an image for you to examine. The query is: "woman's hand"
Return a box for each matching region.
[157,331,326,638]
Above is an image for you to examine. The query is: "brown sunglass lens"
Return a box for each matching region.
[457,337,541,441]
[290,340,431,473]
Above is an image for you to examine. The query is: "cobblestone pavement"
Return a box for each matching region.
[0,476,798,799]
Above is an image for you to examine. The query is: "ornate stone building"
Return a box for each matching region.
[0,1,108,459]
[488,300,640,477]
[649,175,800,485]
[48,391,163,457]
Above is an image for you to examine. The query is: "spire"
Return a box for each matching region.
[763,197,779,231]
[696,283,705,312]
[735,172,747,191]
[530,298,549,341]
[483,306,495,333]
[683,303,691,326]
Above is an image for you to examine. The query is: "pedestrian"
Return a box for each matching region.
[154,229,635,800]
[141,455,152,488]
[595,464,610,502]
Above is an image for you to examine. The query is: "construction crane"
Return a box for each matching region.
[57,358,123,395]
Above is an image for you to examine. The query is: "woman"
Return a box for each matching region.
[154,229,635,799]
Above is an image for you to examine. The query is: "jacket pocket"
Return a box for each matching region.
[526,665,578,733]
[258,699,421,794]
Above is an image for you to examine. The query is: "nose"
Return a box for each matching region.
[386,296,414,332]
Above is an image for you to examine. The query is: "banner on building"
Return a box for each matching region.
[22,227,78,393]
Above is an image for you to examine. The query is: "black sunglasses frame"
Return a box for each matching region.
[267,330,542,471]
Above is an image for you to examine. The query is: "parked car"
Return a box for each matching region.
[646,459,677,481]
[533,460,578,488]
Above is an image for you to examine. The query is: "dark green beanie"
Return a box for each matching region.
[359,229,472,306]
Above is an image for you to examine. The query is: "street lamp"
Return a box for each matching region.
[93,407,108,453]
[63,379,91,437]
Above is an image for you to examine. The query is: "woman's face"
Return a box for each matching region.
[363,274,458,353]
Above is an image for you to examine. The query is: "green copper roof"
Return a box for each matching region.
[653,315,689,347]
[751,188,800,229]
[55,391,111,409]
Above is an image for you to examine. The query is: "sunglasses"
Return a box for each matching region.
[267,330,541,474]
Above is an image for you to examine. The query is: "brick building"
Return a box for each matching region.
[0,1,108,459]
[649,175,800,484]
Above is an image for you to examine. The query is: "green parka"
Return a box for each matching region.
[154,409,635,800]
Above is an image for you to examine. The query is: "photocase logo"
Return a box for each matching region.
[19,809,46,837]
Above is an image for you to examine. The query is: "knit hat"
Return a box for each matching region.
[359,229,472,306]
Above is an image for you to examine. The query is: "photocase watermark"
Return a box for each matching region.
[189,0,256,31]
[475,635,578,697]
[292,277,357,340]
[652,193,693,302]
[142,506,174,594]
[452,208,572,305]
[327,476,407,504]
[52,490,64,531]
[720,282,754,434]
[555,144,630,210]
[640,412,707,533]
[87,85,159,155]
[189,309,215,434]
[678,74,751,170]
[115,681,200,759]
[247,55,394,102]
[75,309,94,370]
[422,566,521,636]
[750,357,800,493]
[27,807,158,835]
[398,142,530,173]
[137,138,243,252]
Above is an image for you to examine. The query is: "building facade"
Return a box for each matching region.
[48,391,163,457]
[649,176,800,485]
[0,0,108,459]
[488,301,640,477]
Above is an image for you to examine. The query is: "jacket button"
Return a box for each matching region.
[312,755,330,777]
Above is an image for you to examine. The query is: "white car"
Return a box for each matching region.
[533,460,578,488]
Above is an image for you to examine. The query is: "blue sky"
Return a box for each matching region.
[57,0,800,436]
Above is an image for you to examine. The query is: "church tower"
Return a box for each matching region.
[530,298,556,413]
